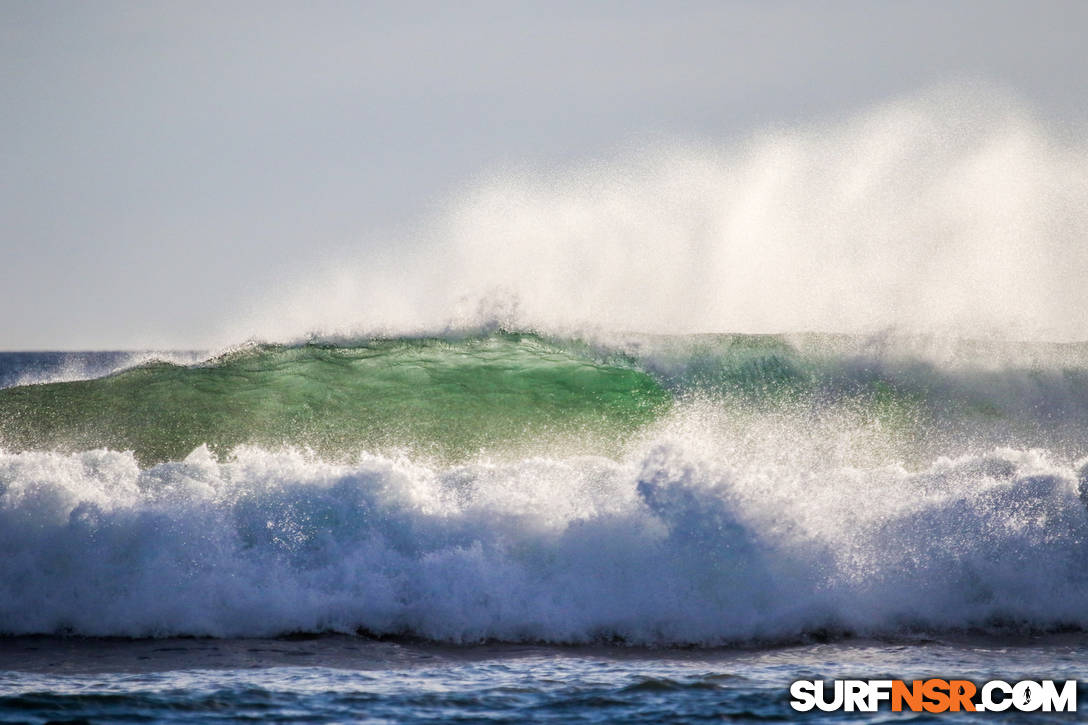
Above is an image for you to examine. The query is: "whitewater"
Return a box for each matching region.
[3,87,1088,721]
[3,331,1088,644]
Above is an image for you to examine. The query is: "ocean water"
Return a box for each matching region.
[2,635,1087,723]
[2,336,1088,721]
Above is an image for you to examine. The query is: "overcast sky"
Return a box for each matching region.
[2,1,1086,349]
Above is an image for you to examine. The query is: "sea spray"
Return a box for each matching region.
[231,85,1088,344]
[1,438,1087,641]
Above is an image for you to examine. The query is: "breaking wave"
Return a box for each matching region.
[3,85,1087,644]
[2,331,1088,643]
[1,441,1086,643]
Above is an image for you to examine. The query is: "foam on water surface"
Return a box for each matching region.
[1,431,1087,643]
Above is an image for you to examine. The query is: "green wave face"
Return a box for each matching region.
[0,334,671,465]
[5,332,1086,467]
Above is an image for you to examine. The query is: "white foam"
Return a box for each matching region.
[3,410,1087,642]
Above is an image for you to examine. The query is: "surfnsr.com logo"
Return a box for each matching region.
[790,679,1078,713]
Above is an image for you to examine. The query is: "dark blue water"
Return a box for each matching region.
[1,635,1087,723]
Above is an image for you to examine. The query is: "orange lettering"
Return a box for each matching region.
[948,680,976,712]
[892,680,924,712]
[922,679,951,713]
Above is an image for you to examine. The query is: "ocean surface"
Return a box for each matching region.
[2,333,1088,721]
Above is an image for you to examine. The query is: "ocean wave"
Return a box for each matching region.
[0,350,210,390]
[0,333,669,465]
[3,332,1087,465]
[1,437,1087,643]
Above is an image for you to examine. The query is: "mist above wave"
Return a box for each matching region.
[233,84,1088,344]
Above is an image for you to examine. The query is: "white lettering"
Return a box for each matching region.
[789,681,817,712]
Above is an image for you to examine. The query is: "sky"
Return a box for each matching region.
[2,1,1086,349]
